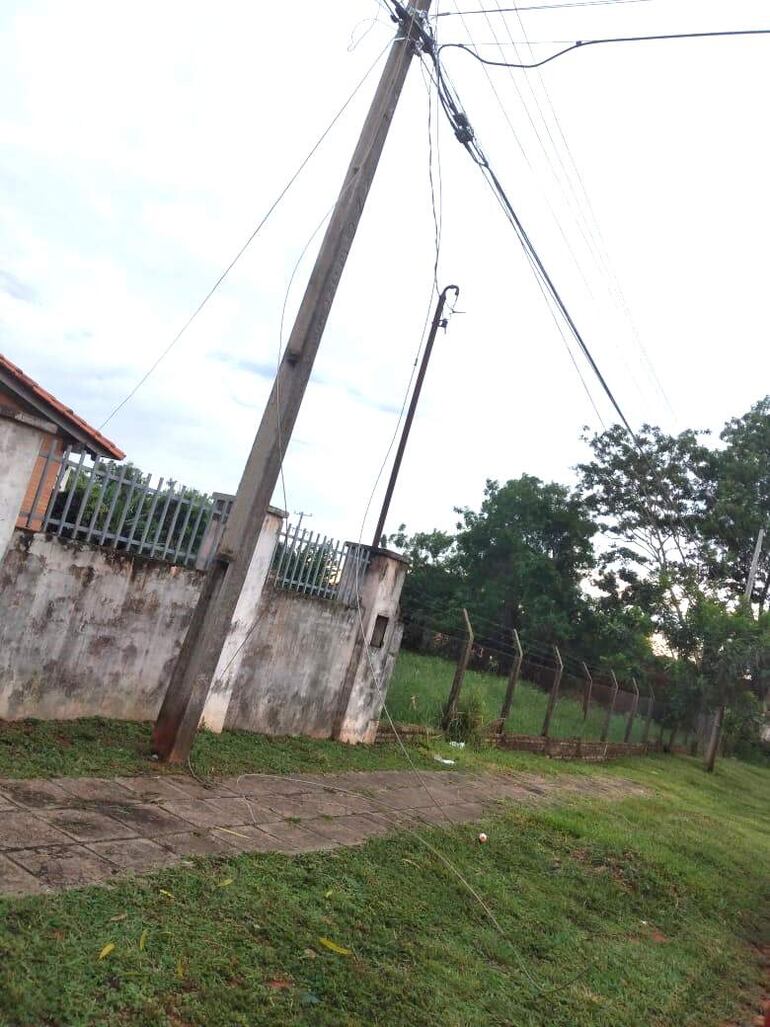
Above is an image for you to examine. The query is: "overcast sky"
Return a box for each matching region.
[1,0,768,543]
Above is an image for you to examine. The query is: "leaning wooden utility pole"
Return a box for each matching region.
[152,1,432,763]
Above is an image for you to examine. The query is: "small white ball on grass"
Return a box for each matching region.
[478,832,488,844]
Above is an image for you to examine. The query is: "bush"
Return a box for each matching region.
[441,689,486,747]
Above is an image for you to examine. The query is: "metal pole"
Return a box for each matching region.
[152,2,433,762]
[600,671,619,743]
[624,677,640,743]
[441,609,474,733]
[499,628,523,728]
[642,681,656,746]
[371,284,459,548]
[541,646,564,739]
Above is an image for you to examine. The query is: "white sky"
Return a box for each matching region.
[1,0,768,543]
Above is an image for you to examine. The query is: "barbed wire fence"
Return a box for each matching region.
[388,605,697,756]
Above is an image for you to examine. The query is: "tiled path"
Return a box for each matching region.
[0,769,645,897]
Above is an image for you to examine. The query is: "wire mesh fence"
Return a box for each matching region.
[388,613,661,746]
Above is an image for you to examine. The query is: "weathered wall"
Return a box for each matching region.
[224,550,408,742]
[224,584,361,737]
[0,532,203,722]
[0,529,407,743]
[0,417,45,560]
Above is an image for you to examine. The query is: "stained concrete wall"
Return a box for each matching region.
[0,529,407,743]
[224,548,408,742]
[0,417,45,561]
[0,532,203,722]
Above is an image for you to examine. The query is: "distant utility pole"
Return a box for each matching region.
[745,527,765,602]
[372,284,459,549]
[152,1,432,763]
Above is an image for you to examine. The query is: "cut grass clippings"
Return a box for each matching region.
[0,756,767,1026]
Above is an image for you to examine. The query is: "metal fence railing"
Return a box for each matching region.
[19,446,216,569]
[271,523,369,605]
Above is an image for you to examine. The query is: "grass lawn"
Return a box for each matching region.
[0,737,767,1025]
[387,650,651,742]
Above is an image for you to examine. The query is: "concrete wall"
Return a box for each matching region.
[0,529,407,743]
[0,417,46,561]
[0,532,202,722]
[224,584,361,737]
[224,549,408,742]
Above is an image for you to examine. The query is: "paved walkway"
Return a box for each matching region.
[0,769,645,896]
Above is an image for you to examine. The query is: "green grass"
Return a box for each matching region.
[0,755,767,1026]
[387,650,650,742]
[0,717,448,781]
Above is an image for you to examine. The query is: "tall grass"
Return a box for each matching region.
[386,650,649,743]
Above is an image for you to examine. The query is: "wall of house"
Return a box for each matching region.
[0,416,47,561]
[0,529,406,742]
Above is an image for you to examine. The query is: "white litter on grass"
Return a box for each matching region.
[448,741,466,749]
[433,755,456,766]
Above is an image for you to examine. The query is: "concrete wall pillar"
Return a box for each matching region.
[334,548,409,744]
[199,508,284,733]
[0,418,46,561]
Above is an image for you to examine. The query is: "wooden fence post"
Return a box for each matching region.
[624,677,640,743]
[642,681,656,746]
[441,609,474,733]
[600,670,620,743]
[541,646,564,739]
[498,629,523,730]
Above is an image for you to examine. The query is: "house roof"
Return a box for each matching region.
[0,353,125,460]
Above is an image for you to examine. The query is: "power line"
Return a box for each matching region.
[439,27,770,70]
[493,0,675,423]
[436,0,655,15]
[98,42,390,432]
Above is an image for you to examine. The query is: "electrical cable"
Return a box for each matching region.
[98,41,391,432]
[436,0,656,15]
[439,27,770,70]
[490,0,670,421]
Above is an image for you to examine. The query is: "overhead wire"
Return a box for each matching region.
[97,40,391,432]
[439,27,770,70]
[480,0,665,420]
[421,6,708,572]
[436,0,656,15]
[502,1,675,423]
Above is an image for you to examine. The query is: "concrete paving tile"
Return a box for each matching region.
[0,811,75,850]
[40,808,138,843]
[88,837,180,871]
[111,776,192,801]
[0,779,73,809]
[210,825,282,853]
[265,795,349,819]
[220,775,312,798]
[0,853,50,895]
[52,777,138,803]
[371,787,437,811]
[256,820,339,853]
[325,792,381,815]
[157,777,235,800]
[160,831,238,857]
[98,802,190,835]
[159,797,271,829]
[302,816,389,846]
[11,845,117,890]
